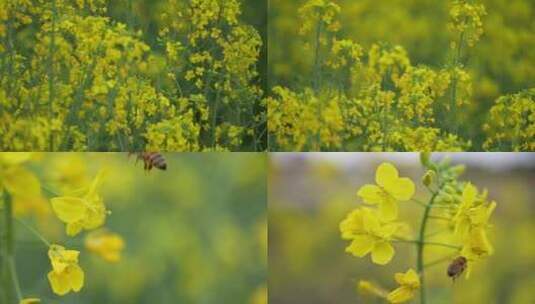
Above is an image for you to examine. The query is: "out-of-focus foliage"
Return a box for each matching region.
[0,152,266,303]
[0,0,267,151]
[269,153,535,303]
[268,0,534,151]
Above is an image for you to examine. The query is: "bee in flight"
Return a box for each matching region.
[132,152,167,172]
[447,256,467,281]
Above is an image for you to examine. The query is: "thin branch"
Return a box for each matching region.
[9,258,22,302]
[14,218,52,248]
[424,253,458,268]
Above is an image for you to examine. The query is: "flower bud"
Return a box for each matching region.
[451,165,466,176]
[422,170,435,187]
[420,152,431,167]
[443,185,457,195]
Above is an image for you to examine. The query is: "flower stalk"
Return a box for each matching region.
[416,184,445,304]
[47,0,58,151]
[1,192,15,303]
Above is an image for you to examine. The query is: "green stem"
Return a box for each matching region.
[424,253,458,268]
[48,0,58,151]
[2,192,14,303]
[313,20,324,150]
[428,215,451,221]
[416,185,443,304]
[449,23,466,134]
[9,257,22,302]
[313,19,323,92]
[211,88,221,149]
[5,10,14,98]
[409,199,428,207]
[14,218,52,247]
[392,239,460,250]
[41,185,61,197]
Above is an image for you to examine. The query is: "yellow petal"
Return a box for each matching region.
[20,298,41,304]
[62,250,80,263]
[469,228,493,256]
[0,153,32,166]
[51,197,86,223]
[82,204,106,230]
[68,265,84,292]
[385,177,415,201]
[461,183,477,207]
[378,197,398,221]
[347,235,374,257]
[371,241,394,265]
[85,170,105,199]
[376,163,398,188]
[396,269,420,287]
[339,210,365,239]
[405,268,420,288]
[454,217,470,238]
[47,270,71,296]
[3,167,41,199]
[387,286,415,303]
[67,222,83,236]
[357,184,383,205]
[465,263,472,279]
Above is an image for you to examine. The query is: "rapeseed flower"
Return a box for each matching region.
[47,245,84,296]
[340,208,400,265]
[386,269,420,303]
[85,230,125,263]
[51,171,108,236]
[0,153,42,203]
[357,163,415,221]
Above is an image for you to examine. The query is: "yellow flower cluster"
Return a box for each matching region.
[340,155,497,303]
[341,163,414,265]
[0,153,124,301]
[448,0,486,47]
[298,0,341,37]
[269,0,533,152]
[158,0,264,151]
[483,89,535,151]
[267,87,344,151]
[269,0,481,152]
[0,0,264,151]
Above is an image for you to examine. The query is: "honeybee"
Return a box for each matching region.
[134,152,167,172]
[447,256,467,281]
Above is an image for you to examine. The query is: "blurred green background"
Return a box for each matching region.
[269,153,535,304]
[268,0,535,145]
[14,153,267,303]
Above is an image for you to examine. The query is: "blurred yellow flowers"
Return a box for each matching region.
[50,171,108,236]
[340,208,400,265]
[386,268,420,304]
[452,182,496,270]
[19,299,41,304]
[47,245,85,296]
[357,163,415,220]
[0,153,41,201]
[85,230,125,263]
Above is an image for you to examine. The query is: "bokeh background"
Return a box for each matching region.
[269,153,535,304]
[268,0,535,146]
[14,153,267,303]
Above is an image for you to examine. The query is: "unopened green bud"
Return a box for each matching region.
[443,185,457,195]
[420,152,431,167]
[451,165,466,176]
[422,170,435,187]
[439,192,454,204]
[439,157,451,168]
